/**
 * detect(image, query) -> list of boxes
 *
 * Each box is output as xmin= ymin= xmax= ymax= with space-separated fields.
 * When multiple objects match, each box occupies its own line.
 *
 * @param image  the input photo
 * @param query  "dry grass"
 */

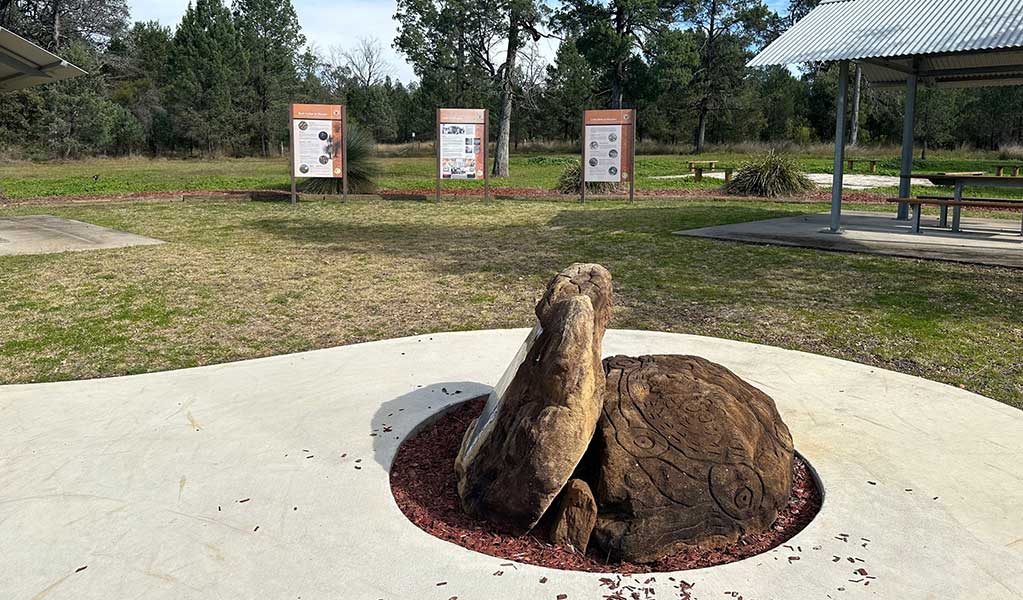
xmin=1 ymin=196 xmax=1020 ymax=410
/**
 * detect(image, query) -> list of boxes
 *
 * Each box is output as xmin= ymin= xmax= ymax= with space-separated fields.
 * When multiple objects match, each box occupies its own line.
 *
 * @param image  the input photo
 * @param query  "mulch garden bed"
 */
xmin=7 ymin=185 xmax=898 ymax=207
xmin=390 ymin=398 xmax=823 ymax=573
xmin=382 ymin=187 xmax=892 ymax=204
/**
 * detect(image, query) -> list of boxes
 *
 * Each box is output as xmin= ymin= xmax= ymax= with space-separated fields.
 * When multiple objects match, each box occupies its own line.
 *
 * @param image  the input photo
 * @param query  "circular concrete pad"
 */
xmin=1 ymin=330 xmax=1021 ymax=599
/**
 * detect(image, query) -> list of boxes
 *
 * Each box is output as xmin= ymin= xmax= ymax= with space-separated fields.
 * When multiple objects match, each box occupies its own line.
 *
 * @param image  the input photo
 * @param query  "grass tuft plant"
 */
xmin=724 ymin=152 xmax=815 ymax=198
xmin=555 ymin=160 xmax=623 ymax=195
xmin=301 ymin=123 xmax=380 ymax=195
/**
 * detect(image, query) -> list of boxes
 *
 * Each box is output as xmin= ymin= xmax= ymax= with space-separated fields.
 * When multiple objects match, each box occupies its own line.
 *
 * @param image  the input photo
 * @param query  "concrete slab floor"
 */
xmin=1 ymin=329 xmax=1021 ymax=599
xmin=0 ymin=215 xmax=164 ymax=256
xmin=647 ymin=173 xmax=935 ymax=191
xmin=675 ymin=210 xmax=1023 ymax=269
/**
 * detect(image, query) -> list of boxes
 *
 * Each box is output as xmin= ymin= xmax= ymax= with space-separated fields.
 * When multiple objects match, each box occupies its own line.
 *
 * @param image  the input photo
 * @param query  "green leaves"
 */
xmin=301 ymin=123 xmax=381 ymax=195
xmin=165 ymin=0 xmax=249 ymax=155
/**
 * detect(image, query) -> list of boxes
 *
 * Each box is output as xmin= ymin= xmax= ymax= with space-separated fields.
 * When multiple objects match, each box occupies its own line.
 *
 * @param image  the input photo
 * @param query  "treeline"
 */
xmin=1 ymin=0 xmax=1022 ymax=162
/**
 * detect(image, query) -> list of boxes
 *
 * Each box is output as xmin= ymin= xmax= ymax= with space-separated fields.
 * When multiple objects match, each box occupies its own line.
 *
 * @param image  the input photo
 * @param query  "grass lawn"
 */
xmin=1 ymin=196 xmax=1020 ymax=410
xmin=4 ymin=152 xmax=1023 ymax=200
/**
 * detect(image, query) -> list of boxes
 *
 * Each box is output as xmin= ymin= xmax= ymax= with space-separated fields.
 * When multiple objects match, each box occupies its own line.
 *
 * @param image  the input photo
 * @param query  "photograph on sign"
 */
xmin=292 ymin=118 xmax=341 ymax=178
xmin=585 ymin=125 xmax=623 ymax=182
xmin=440 ymin=123 xmax=484 ymax=179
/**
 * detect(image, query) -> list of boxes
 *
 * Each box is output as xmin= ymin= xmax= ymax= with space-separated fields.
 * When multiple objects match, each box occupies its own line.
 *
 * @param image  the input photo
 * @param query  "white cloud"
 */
xmin=126 ymin=0 xmax=418 ymax=82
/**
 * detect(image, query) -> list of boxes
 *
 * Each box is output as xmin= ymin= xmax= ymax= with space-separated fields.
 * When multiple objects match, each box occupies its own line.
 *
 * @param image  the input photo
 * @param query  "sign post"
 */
xmin=436 ymin=108 xmax=489 ymax=202
xmin=289 ymin=103 xmax=346 ymax=204
xmin=580 ymin=109 xmax=636 ymax=203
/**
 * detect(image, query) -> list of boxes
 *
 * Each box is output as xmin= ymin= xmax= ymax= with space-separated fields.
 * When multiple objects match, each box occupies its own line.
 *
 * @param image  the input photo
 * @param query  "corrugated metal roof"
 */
xmin=750 ymin=0 xmax=1023 ymax=66
xmin=0 ymin=27 xmax=86 ymax=91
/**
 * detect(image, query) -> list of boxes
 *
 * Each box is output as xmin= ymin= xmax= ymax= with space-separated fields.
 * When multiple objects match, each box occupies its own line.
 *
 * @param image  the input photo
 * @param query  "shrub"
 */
xmin=555 ymin=160 xmax=623 ymax=195
xmin=301 ymin=122 xmax=380 ymax=195
xmin=724 ymin=152 xmax=815 ymax=198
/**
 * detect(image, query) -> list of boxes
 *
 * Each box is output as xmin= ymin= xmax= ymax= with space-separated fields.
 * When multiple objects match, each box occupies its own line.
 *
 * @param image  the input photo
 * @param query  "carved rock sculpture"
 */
xmin=455 ymin=264 xmax=613 ymax=534
xmin=549 ymin=479 xmax=598 ymax=554
xmin=591 ymin=355 xmax=795 ymax=562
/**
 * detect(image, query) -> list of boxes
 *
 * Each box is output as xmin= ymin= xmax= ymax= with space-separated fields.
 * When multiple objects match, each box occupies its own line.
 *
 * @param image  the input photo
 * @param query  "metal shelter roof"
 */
xmin=0 ymin=27 xmax=86 ymax=91
xmin=749 ymin=0 xmax=1023 ymax=88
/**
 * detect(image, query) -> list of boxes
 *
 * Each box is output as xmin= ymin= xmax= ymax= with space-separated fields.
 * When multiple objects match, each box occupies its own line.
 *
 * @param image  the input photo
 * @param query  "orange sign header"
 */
xmin=291 ymin=104 xmax=343 ymax=120
xmin=584 ymin=109 xmax=634 ymax=125
xmin=438 ymin=108 xmax=486 ymax=124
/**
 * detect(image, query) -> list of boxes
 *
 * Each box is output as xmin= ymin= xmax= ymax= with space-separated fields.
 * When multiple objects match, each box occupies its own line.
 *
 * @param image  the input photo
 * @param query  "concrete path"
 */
xmin=0 ymin=215 xmax=164 ymax=256
xmin=676 ymin=210 xmax=1023 ymax=269
xmin=2 ymin=329 xmax=1021 ymax=599
xmin=649 ymin=172 xmax=934 ymax=190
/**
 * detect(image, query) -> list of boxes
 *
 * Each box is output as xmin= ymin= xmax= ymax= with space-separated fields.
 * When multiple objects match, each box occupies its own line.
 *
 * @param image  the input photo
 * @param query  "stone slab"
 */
xmin=1 ymin=329 xmax=1021 ymax=599
xmin=675 ymin=210 xmax=1023 ymax=268
xmin=0 ymin=215 xmax=164 ymax=256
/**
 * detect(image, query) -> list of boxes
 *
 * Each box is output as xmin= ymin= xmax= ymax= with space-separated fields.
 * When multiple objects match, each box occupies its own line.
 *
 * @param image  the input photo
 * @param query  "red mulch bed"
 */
xmin=383 ymin=187 xmax=892 ymax=205
xmin=7 ymin=185 xmax=897 ymax=207
xmin=0 ymin=189 xmax=290 ymax=206
xmin=390 ymin=398 xmax=823 ymax=573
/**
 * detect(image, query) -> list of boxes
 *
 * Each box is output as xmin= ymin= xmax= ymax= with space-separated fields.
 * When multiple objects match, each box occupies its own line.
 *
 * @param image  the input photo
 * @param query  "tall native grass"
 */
xmin=301 ymin=123 xmax=380 ymax=195
xmin=725 ymin=152 xmax=815 ymax=198
xmin=555 ymin=160 xmax=623 ymax=194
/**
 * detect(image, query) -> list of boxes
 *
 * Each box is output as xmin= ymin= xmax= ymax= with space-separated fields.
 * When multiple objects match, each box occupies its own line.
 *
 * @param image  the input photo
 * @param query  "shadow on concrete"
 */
xmin=371 ymin=381 xmax=492 ymax=470
xmin=676 ymin=211 xmax=1023 ymax=269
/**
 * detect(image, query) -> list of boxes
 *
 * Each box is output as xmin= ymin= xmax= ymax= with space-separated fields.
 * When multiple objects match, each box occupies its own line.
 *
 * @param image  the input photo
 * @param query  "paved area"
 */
xmin=2 ymin=329 xmax=1021 ymax=599
xmin=0 ymin=215 xmax=164 ymax=256
xmin=676 ymin=210 xmax=1023 ymax=268
xmin=649 ymin=172 xmax=934 ymax=190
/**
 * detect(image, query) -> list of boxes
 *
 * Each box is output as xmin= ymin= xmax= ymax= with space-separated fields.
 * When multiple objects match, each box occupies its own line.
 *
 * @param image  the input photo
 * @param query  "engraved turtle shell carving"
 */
xmin=592 ymin=354 xmax=795 ymax=562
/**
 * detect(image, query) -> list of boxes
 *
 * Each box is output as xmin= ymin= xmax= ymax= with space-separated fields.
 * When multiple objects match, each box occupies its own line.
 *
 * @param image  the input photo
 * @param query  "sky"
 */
xmin=128 ymin=0 xmax=793 ymax=84
xmin=128 ymin=0 xmax=420 ymax=81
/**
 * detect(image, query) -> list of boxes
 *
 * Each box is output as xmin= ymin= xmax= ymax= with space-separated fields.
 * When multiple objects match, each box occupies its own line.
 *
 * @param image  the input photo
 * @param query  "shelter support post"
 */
xmin=829 ymin=61 xmax=849 ymax=233
xmin=897 ymin=70 xmax=918 ymax=220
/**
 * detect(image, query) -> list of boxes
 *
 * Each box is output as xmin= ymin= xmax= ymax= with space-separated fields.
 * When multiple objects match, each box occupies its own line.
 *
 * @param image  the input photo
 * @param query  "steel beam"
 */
xmin=897 ymin=67 xmax=918 ymax=220
xmin=829 ymin=61 xmax=849 ymax=233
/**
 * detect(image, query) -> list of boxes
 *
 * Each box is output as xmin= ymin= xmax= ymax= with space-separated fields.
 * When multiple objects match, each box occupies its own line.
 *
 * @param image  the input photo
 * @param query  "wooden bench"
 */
xmin=936 ymin=171 xmax=985 ymax=177
xmin=693 ymin=167 xmax=734 ymax=182
xmin=995 ymin=164 xmax=1022 ymax=177
xmin=689 ymin=160 xmax=718 ymax=172
xmin=846 ymin=158 xmax=880 ymax=173
xmin=887 ymin=196 xmax=1023 ymax=234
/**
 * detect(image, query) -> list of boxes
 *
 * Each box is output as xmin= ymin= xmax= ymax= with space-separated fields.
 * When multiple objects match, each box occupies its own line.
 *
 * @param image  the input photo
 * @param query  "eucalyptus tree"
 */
xmin=554 ymin=0 xmax=684 ymax=109
xmin=0 ymin=0 xmax=127 ymax=50
xmin=540 ymin=39 xmax=595 ymax=140
xmin=681 ymin=0 xmax=773 ymax=152
xmin=394 ymin=0 xmax=545 ymax=176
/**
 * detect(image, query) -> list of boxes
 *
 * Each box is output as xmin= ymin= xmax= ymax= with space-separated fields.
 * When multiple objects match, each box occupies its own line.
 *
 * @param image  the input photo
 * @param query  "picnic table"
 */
xmin=894 ymin=173 xmax=1023 ymax=234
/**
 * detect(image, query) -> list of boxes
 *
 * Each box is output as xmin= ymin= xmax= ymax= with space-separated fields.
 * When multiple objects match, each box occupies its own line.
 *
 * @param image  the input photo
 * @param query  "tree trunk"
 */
xmin=51 ymin=0 xmax=61 ymax=50
xmin=849 ymin=64 xmax=862 ymax=146
xmin=694 ymin=1 xmax=717 ymax=155
xmin=492 ymin=10 xmax=520 ymax=177
xmin=695 ymin=103 xmax=708 ymax=154
xmin=610 ymin=77 xmax=623 ymax=109
xmin=611 ymin=6 xmax=624 ymax=109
